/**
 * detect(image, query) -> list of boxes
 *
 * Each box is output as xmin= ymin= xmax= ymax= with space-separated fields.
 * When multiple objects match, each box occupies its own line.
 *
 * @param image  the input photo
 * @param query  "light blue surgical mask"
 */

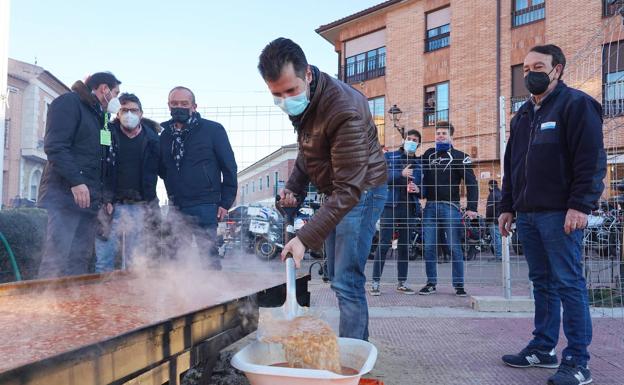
xmin=404 ymin=140 xmax=418 ymax=154
xmin=274 ymin=89 xmax=309 ymax=116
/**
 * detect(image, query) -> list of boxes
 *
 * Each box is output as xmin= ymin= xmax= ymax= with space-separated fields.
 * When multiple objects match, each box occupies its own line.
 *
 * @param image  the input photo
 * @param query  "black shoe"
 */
xmin=418 ymin=283 xmax=436 ymax=295
xmin=455 ymin=287 xmax=468 ymax=297
xmin=502 ymin=347 xmax=558 ymax=368
xmin=369 ymin=281 xmax=381 ymax=296
xmin=548 ymin=361 xmax=592 ymax=385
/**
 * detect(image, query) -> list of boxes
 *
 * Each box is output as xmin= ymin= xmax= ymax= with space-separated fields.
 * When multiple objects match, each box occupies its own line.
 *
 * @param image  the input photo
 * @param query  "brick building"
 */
xmin=235 ymin=144 xmax=298 ymax=207
xmin=3 ymin=58 xmax=69 ymax=207
xmin=316 ymin=0 xmax=624 ymax=208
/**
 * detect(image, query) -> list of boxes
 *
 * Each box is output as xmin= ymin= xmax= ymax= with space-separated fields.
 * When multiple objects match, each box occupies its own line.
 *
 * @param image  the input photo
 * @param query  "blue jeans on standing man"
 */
xmin=489 ymin=223 xmax=503 ymax=260
xmin=324 ymin=184 xmax=386 ymax=341
xmin=373 ymin=204 xmax=410 ymax=283
xmin=516 ymin=211 xmax=592 ymax=366
xmin=95 ymin=203 xmax=146 ymax=273
xmin=423 ymin=201 xmax=465 ymax=287
xmin=178 ymin=203 xmax=221 ymax=270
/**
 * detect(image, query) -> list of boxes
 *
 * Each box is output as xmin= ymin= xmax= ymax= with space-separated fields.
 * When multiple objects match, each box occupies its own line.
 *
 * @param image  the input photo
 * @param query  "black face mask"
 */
xmin=524 ymin=67 xmax=556 ymax=95
xmin=170 ymin=107 xmax=191 ymax=123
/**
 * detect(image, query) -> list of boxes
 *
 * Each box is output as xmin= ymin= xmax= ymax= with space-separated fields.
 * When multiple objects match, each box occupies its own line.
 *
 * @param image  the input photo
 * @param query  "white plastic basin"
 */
xmin=231 ymin=337 xmax=377 ymax=385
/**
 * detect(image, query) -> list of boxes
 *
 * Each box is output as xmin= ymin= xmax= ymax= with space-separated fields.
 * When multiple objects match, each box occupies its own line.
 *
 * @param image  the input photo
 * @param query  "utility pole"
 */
xmin=0 ymin=0 xmax=11 ymax=207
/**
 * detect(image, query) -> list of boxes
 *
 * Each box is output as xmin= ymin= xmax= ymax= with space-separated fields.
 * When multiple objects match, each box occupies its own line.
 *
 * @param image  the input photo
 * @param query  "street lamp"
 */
xmin=388 ymin=104 xmax=404 ymax=137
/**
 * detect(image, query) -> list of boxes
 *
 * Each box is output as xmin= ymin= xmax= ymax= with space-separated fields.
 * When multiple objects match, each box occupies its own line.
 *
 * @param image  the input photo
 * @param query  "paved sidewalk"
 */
xmin=310 ymin=280 xmax=624 ymax=385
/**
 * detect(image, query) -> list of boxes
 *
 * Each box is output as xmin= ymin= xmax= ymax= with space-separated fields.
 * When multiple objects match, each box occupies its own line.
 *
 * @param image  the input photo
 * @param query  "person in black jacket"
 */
xmin=418 ymin=122 xmax=478 ymax=297
xmin=160 ymin=86 xmax=237 ymax=270
xmin=37 ymin=72 xmax=121 ymax=278
xmin=499 ymin=45 xmax=606 ymax=385
xmin=95 ymin=93 xmax=160 ymax=272
xmin=486 ymin=179 xmax=502 ymax=261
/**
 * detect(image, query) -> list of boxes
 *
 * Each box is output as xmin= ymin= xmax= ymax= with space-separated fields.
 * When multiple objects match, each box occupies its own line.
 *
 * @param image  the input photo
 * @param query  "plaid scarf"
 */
xmin=169 ymin=112 xmax=199 ymax=171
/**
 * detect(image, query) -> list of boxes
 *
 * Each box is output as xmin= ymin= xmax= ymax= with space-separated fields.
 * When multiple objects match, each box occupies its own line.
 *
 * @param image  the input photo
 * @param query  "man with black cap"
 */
xmin=38 ymin=72 xmax=121 ymax=278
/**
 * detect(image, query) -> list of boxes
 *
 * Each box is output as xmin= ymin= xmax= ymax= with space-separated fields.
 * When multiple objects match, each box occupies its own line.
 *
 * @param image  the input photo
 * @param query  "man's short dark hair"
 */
xmin=258 ymin=37 xmax=308 ymax=81
xmin=168 ymin=86 xmax=196 ymax=104
xmin=405 ymin=129 xmax=422 ymax=142
xmin=86 ymin=72 xmax=121 ymax=90
xmin=119 ymin=93 xmax=142 ymax=112
xmin=435 ymin=121 xmax=455 ymax=136
xmin=488 ymin=179 xmax=498 ymax=188
xmin=529 ymin=44 xmax=566 ymax=79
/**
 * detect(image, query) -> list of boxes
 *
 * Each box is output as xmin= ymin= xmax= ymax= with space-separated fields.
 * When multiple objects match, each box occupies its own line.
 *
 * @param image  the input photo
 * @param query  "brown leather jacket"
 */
xmin=286 ymin=70 xmax=387 ymax=250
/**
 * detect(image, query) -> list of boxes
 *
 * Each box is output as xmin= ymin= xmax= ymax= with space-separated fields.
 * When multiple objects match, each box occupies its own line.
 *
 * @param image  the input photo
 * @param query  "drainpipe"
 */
xmin=496 ymin=0 xmax=501 ymax=157
xmin=0 ymin=0 xmax=11 ymax=207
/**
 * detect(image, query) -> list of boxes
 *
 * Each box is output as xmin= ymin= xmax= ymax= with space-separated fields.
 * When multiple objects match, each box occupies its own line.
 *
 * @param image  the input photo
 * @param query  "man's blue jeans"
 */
xmin=325 ymin=184 xmax=386 ymax=340
xmin=516 ymin=211 xmax=592 ymax=366
xmin=490 ymin=223 xmax=502 ymax=259
xmin=95 ymin=203 xmax=145 ymax=273
xmin=373 ymin=204 xmax=410 ymax=283
xmin=423 ymin=202 xmax=465 ymax=287
xmin=178 ymin=203 xmax=221 ymax=269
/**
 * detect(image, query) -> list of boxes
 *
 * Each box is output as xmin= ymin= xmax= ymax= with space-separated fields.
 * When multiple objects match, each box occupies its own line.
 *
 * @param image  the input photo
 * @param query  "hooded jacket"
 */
xmin=38 ymin=80 xmax=107 ymax=212
xmin=285 ymin=68 xmax=388 ymax=250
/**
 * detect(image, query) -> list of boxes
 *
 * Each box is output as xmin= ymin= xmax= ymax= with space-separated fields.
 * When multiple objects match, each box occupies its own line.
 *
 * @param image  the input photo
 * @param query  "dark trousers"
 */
xmin=372 ymin=204 xmax=410 ymax=283
xmin=178 ymin=203 xmax=221 ymax=269
xmin=38 ymin=207 xmax=98 ymax=279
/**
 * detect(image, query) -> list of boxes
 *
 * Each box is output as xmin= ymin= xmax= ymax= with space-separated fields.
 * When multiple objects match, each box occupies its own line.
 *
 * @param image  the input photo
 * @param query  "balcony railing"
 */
xmin=425 ymin=24 xmax=450 ymax=52
xmin=604 ymin=0 xmax=624 ymax=17
xmin=604 ymin=80 xmax=624 ymax=117
xmin=512 ymin=3 xmax=545 ymax=27
xmin=340 ymin=53 xmax=386 ymax=84
xmin=424 ymin=109 xmax=449 ymax=126
xmin=511 ymin=95 xmax=530 ymax=113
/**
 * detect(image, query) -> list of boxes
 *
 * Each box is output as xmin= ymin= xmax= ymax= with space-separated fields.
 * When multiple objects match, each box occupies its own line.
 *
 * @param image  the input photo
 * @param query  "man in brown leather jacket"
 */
xmin=258 ymin=38 xmax=388 ymax=340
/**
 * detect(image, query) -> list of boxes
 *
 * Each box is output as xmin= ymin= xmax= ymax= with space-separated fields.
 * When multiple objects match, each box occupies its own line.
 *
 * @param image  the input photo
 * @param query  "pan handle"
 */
xmin=284 ymin=253 xmax=298 ymax=320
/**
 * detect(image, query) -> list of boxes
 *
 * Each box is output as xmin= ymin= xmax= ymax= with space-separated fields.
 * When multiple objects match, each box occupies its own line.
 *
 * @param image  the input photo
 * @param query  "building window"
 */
xmin=266 ymin=175 xmax=270 ymax=189
xmin=511 ymin=64 xmax=530 ymax=112
xmin=29 ymin=170 xmax=42 ymax=201
xmin=512 ymin=0 xmax=545 ymax=27
xmin=603 ymin=41 xmax=624 ymax=117
xmin=424 ymin=82 xmax=449 ymax=126
xmin=252 ymin=181 xmax=255 ymax=193
xmin=425 ymin=7 xmax=451 ymax=52
xmin=259 ymin=177 xmax=262 ymax=191
xmin=604 ymin=0 xmax=623 ymax=17
xmin=368 ymin=96 xmax=385 ymax=145
xmin=344 ymin=47 xmax=386 ymax=84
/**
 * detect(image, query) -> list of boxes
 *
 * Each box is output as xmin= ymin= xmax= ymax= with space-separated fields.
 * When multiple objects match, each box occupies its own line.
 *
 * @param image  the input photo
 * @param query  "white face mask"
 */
xmin=120 ymin=112 xmax=140 ymax=130
xmin=106 ymin=95 xmax=121 ymax=114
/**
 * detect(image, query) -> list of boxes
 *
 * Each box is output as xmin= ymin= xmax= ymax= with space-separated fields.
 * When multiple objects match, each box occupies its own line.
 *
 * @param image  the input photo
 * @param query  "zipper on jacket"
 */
xmin=521 ymin=111 xmax=541 ymax=208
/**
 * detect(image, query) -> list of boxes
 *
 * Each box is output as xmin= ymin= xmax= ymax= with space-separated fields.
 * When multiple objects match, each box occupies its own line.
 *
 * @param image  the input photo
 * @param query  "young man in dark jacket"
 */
xmin=419 ymin=122 xmax=478 ymax=297
xmin=258 ymin=38 xmax=387 ymax=341
xmin=499 ymin=45 xmax=606 ymax=385
xmin=160 ymin=86 xmax=237 ymax=270
xmin=37 ymin=72 xmax=121 ymax=278
xmin=95 ymin=93 xmax=160 ymax=272
xmin=486 ymin=179 xmax=503 ymax=260
xmin=370 ymin=129 xmax=422 ymax=296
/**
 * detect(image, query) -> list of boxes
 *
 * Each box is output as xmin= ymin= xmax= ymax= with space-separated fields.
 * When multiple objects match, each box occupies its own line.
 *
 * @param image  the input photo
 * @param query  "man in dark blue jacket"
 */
xmin=95 ymin=93 xmax=160 ymax=272
xmin=370 ymin=129 xmax=422 ymax=296
xmin=38 ymin=72 xmax=121 ymax=278
xmin=419 ymin=122 xmax=478 ymax=297
xmin=160 ymin=86 xmax=237 ymax=270
xmin=499 ymin=45 xmax=606 ymax=385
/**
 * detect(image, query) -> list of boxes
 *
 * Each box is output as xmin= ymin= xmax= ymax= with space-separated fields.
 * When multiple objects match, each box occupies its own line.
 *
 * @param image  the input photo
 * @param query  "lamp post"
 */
xmin=388 ymin=104 xmax=404 ymax=138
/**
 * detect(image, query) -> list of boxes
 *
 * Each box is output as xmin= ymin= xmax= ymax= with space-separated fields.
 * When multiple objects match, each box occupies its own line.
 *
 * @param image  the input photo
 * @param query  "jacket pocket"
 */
xmin=202 ymin=164 xmax=214 ymax=190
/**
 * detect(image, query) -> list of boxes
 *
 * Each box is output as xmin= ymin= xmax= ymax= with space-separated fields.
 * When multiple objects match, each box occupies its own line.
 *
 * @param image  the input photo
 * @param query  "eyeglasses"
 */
xmin=119 ymin=107 xmax=141 ymax=114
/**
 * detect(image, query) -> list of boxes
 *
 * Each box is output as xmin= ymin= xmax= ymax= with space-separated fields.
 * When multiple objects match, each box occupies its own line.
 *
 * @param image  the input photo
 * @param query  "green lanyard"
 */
xmin=100 ymin=112 xmax=111 ymax=146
